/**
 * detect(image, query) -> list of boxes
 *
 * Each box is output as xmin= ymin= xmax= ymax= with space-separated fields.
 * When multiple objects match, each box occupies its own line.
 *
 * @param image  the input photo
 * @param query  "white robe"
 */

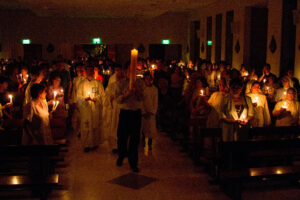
xmin=22 ymin=100 xmax=53 ymax=145
xmin=24 ymin=81 xmax=34 ymax=107
xmin=71 ymin=76 xmax=85 ymax=133
xmin=273 ymin=100 xmax=300 ymax=127
xmin=220 ymin=95 xmax=254 ymax=141
xmin=207 ymin=91 xmax=227 ymax=128
xmin=77 ymin=78 xmax=104 ymax=148
xmin=247 ymin=93 xmax=271 ymax=127
xmin=275 ymin=87 xmax=289 ymax=102
xmin=103 ymin=77 xmax=120 ymax=148
xmin=142 ymin=85 xmax=158 ymax=138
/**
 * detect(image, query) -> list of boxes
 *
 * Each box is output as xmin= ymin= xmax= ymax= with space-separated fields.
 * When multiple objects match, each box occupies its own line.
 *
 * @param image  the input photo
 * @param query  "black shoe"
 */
xmin=112 ymin=148 xmax=118 ymax=154
xmin=116 ymin=158 xmax=123 ymax=166
xmin=131 ymin=166 xmax=139 ymax=173
xmin=91 ymin=145 xmax=98 ymax=150
xmin=84 ymin=147 xmax=90 ymax=152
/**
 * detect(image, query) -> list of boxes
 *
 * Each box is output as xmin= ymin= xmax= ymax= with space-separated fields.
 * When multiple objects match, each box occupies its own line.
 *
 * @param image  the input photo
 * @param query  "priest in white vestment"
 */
xmin=77 ymin=65 xmax=105 ymax=152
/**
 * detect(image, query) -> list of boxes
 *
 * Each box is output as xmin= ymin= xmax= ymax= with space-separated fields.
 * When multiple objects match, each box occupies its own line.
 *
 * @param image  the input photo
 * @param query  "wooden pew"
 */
xmin=218 ymin=138 xmax=300 ymax=200
xmin=0 ymin=174 xmax=59 ymax=200
xmin=0 ymin=145 xmax=62 ymax=199
xmin=190 ymin=127 xmax=222 ymax=165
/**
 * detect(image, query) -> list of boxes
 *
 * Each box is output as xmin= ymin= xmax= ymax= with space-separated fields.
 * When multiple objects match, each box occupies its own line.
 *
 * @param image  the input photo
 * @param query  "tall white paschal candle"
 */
xmin=129 ymin=49 xmax=138 ymax=89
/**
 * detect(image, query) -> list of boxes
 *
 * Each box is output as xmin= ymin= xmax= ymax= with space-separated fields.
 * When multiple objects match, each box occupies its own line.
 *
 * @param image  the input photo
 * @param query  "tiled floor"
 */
xmin=51 ymin=131 xmax=300 ymax=200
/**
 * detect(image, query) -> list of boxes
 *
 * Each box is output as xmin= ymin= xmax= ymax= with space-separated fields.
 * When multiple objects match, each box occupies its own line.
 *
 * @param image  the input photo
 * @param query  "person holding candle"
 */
xmin=248 ymin=68 xmax=258 ymax=81
xmin=47 ymin=72 xmax=68 ymax=139
xmin=246 ymin=81 xmax=271 ymax=127
xmin=77 ymin=64 xmax=105 ymax=152
xmin=275 ymin=76 xmax=296 ymax=102
xmin=47 ymin=73 xmax=65 ymax=112
xmin=258 ymin=64 xmax=277 ymax=83
xmin=207 ymin=78 xmax=229 ymax=128
xmin=190 ymin=77 xmax=210 ymax=120
xmin=141 ymin=71 xmax=158 ymax=151
xmin=22 ymin=83 xmax=53 ymax=145
xmin=70 ymin=64 xmax=86 ymax=137
xmin=24 ymin=67 xmax=45 ymax=106
xmin=273 ymin=87 xmax=300 ymax=126
xmin=115 ymin=61 xmax=144 ymax=173
xmin=240 ymin=64 xmax=249 ymax=79
xmin=104 ymin=64 xmax=124 ymax=153
xmin=220 ymin=78 xmax=254 ymax=141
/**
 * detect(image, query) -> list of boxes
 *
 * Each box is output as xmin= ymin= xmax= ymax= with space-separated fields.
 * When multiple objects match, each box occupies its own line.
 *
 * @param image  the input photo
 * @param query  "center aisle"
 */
xmin=54 ymin=131 xmax=228 ymax=200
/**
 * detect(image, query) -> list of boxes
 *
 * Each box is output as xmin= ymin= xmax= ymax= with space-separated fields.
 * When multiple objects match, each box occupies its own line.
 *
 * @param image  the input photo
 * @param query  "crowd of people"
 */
xmin=0 ymin=55 xmax=299 ymax=172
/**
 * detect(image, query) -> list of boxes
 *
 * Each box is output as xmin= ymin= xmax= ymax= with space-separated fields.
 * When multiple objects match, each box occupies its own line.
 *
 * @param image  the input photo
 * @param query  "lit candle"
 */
xmin=245 ymin=72 xmax=249 ymax=76
xmin=129 ymin=49 xmax=138 ymax=89
xmin=19 ymin=74 xmax=22 ymax=79
xmin=282 ymin=101 xmax=288 ymax=109
xmin=60 ymin=89 xmax=64 ymax=93
xmin=263 ymin=78 xmax=267 ymax=83
xmin=283 ymin=91 xmax=287 ymax=96
xmin=266 ymin=86 xmax=270 ymax=93
xmin=8 ymin=94 xmax=13 ymax=103
xmin=26 ymin=74 xmax=29 ymax=78
xmin=87 ymin=91 xmax=91 ymax=98
xmin=52 ymin=101 xmax=59 ymax=111
xmin=252 ymin=96 xmax=259 ymax=104
xmin=199 ymin=89 xmax=204 ymax=96
xmin=241 ymin=114 xmax=246 ymax=122
xmin=23 ymin=79 xmax=27 ymax=84
xmin=53 ymin=91 xmax=57 ymax=100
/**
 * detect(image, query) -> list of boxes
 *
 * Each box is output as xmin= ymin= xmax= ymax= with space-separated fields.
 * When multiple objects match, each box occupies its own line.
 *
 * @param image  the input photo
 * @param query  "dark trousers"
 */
xmin=117 ymin=109 xmax=141 ymax=168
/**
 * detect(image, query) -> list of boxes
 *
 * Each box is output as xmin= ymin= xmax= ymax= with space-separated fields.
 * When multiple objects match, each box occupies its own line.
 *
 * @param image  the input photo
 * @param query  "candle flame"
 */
xmin=282 ymin=101 xmax=288 ymax=109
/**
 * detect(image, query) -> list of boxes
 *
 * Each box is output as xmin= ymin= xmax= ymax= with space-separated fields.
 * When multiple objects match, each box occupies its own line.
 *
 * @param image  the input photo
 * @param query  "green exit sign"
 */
xmin=207 ymin=40 xmax=212 ymax=45
xmin=162 ymin=39 xmax=170 ymax=45
xmin=22 ymin=39 xmax=31 ymax=44
xmin=92 ymin=38 xmax=101 ymax=44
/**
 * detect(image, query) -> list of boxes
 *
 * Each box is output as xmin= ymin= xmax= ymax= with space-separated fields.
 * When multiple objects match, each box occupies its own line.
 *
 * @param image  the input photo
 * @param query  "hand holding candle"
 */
xmin=282 ymin=101 xmax=288 ymax=109
xmin=52 ymin=100 xmax=59 ymax=111
xmin=8 ymin=94 xmax=13 ymax=103
xmin=199 ymin=89 xmax=204 ymax=96
xmin=54 ymin=91 xmax=57 ymax=100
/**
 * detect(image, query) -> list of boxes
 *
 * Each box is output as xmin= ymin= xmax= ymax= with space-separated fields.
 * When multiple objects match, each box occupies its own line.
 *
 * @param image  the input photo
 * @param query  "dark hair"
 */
xmin=49 ymin=71 xmax=61 ymax=85
xmin=251 ymin=81 xmax=260 ymax=88
xmin=143 ymin=71 xmax=152 ymax=78
xmin=288 ymin=87 xmax=296 ymax=94
xmin=31 ymin=66 xmax=45 ymax=77
xmin=230 ymin=78 xmax=244 ymax=89
xmin=30 ymin=83 xmax=46 ymax=99
xmin=264 ymin=63 xmax=271 ymax=70
xmin=0 ymin=76 xmax=9 ymax=84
